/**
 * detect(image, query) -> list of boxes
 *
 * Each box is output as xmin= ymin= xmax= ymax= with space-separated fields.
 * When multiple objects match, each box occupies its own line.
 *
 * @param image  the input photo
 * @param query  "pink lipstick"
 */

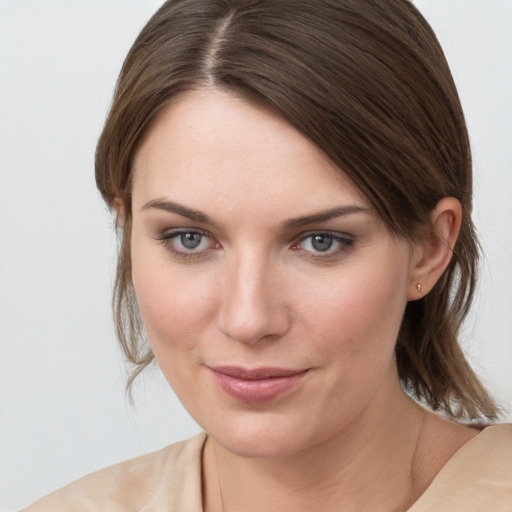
xmin=208 ymin=366 xmax=309 ymax=404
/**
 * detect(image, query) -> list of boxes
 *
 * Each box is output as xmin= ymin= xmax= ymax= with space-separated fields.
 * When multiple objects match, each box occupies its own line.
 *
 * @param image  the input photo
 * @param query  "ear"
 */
xmin=407 ymin=197 xmax=462 ymax=300
xmin=113 ymin=197 xmax=126 ymax=227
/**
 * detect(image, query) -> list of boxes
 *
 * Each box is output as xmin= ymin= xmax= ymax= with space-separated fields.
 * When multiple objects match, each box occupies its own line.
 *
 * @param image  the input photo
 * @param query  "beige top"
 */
xmin=22 ymin=424 xmax=512 ymax=512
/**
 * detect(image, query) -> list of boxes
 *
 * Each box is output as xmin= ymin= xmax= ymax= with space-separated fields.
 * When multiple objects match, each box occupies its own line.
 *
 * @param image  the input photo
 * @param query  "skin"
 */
xmin=128 ymin=89 xmax=478 ymax=511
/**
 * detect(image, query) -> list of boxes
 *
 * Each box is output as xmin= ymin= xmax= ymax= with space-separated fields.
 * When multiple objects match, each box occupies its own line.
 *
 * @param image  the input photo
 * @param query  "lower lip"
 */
xmin=210 ymin=369 xmax=308 ymax=404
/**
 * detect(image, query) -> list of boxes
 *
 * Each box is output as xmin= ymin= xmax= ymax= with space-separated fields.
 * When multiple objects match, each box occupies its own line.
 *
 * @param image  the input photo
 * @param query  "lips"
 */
xmin=208 ymin=366 xmax=309 ymax=404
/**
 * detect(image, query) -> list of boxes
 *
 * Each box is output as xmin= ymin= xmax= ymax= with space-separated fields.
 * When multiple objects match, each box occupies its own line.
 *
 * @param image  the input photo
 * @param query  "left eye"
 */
xmin=297 ymin=233 xmax=352 ymax=254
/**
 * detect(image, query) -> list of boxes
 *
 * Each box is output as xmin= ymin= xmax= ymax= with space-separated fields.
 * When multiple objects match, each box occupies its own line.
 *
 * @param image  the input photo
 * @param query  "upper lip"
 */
xmin=209 ymin=366 xmax=309 ymax=380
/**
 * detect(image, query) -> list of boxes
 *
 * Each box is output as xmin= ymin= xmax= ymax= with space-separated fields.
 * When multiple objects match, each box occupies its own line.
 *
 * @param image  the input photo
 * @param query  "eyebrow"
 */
xmin=282 ymin=205 xmax=372 ymax=228
xmin=141 ymin=199 xmax=221 ymax=228
xmin=142 ymin=199 xmax=371 ymax=229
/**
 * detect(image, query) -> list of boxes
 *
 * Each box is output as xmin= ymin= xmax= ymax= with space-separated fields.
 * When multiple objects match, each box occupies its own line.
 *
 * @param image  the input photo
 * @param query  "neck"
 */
xmin=203 ymin=380 xmax=435 ymax=512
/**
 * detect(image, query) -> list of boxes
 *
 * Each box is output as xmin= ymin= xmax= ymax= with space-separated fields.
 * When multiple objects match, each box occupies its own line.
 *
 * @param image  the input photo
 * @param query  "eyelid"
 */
xmin=156 ymin=227 xmax=210 ymax=241
xmin=293 ymin=229 xmax=354 ymax=243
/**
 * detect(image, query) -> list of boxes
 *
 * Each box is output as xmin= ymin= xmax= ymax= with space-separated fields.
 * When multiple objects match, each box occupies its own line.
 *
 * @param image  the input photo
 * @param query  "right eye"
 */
xmin=157 ymin=229 xmax=219 ymax=258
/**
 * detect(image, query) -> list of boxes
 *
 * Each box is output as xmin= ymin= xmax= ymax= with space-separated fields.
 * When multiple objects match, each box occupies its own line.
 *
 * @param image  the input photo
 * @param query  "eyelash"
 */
xmin=156 ymin=229 xmax=355 ymax=260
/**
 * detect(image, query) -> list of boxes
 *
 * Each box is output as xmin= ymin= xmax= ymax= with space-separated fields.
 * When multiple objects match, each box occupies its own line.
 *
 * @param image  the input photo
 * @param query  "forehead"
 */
xmin=132 ymin=89 xmax=370 ymax=216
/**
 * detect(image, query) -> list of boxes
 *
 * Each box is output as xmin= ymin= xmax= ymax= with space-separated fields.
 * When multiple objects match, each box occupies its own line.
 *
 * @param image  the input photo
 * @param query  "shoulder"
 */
xmin=410 ymin=424 xmax=512 ymax=511
xmin=21 ymin=432 xmax=207 ymax=512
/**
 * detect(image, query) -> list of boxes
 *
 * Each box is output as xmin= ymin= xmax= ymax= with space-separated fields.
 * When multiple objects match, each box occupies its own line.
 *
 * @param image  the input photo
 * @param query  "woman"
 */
xmin=23 ymin=0 xmax=511 ymax=510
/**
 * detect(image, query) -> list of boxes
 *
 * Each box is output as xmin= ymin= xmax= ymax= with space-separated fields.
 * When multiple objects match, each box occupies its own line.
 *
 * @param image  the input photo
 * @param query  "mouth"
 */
xmin=208 ymin=366 xmax=310 ymax=404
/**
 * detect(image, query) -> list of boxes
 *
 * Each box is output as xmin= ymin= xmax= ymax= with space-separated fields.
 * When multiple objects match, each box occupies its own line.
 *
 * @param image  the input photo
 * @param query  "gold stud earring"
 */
xmin=416 ymin=283 xmax=422 ymax=293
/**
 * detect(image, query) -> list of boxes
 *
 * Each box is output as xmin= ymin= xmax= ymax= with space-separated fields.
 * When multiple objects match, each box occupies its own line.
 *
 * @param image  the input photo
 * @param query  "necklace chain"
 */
xmin=213 ymin=440 xmax=226 ymax=512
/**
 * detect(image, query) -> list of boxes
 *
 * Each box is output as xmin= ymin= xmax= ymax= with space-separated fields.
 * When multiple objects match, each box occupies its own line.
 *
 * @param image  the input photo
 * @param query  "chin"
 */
xmin=201 ymin=411 xmax=322 ymax=459
xmin=216 ymin=431 xmax=301 ymax=459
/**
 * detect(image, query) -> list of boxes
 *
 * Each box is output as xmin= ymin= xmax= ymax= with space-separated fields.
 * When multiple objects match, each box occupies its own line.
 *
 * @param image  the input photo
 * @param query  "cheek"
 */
xmin=130 ymin=236 xmax=217 ymax=354
xmin=298 ymin=257 xmax=409 ymax=359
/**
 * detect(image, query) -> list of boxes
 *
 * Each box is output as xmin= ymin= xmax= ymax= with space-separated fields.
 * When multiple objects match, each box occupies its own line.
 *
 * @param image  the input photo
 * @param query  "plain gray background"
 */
xmin=1 ymin=1 xmax=511 ymax=510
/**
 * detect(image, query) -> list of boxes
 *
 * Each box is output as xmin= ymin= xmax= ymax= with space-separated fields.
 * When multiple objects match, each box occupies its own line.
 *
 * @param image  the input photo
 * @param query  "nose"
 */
xmin=216 ymin=250 xmax=291 ymax=345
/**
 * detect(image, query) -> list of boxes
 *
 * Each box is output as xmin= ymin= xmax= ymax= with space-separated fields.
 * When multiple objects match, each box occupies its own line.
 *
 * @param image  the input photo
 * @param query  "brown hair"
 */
xmin=96 ymin=0 xmax=498 ymax=419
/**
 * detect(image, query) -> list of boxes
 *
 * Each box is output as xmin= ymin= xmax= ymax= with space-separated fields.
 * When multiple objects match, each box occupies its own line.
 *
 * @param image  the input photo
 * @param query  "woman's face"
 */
xmin=130 ymin=89 xmax=417 ymax=457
